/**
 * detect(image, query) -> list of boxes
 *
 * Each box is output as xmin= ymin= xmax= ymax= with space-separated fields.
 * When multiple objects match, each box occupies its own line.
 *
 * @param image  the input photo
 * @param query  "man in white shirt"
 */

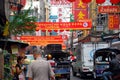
xmin=27 ymin=48 xmax=55 ymax=80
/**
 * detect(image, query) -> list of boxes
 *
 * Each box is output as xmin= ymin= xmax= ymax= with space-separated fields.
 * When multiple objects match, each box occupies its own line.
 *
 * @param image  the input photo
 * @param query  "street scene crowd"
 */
xmin=0 ymin=0 xmax=120 ymax=80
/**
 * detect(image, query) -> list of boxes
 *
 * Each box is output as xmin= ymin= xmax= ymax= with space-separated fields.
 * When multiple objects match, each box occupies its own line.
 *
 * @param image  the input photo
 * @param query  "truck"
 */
xmin=44 ymin=44 xmax=62 ymax=55
xmin=44 ymin=44 xmax=71 ymax=80
xmin=71 ymin=42 xmax=109 ymax=78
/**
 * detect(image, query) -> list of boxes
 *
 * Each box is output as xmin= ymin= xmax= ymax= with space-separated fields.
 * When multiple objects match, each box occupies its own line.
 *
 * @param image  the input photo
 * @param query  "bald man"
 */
xmin=27 ymin=48 xmax=55 ymax=80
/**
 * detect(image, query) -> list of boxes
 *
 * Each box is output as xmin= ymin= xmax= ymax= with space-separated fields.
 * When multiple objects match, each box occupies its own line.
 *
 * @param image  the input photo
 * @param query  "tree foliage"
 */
xmin=13 ymin=10 xmax=36 ymax=35
xmin=2 ymin=8 xmax=37 ymax=37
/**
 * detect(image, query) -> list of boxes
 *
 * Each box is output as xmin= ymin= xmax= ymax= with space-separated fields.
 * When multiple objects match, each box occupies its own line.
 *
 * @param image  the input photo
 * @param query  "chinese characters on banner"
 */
xmin=72 ymin=0 xmax=88 ymax=21
xmin=98 ymin=6 xmax=120 ymax=13
xmin=50 ymin=0 xmax=72 ymax=22
xmin=98 ymin=6 xmax=120 ymax=30
xmin=108 ymin=14 xmax=120 ymax=30
xmin=14 ymin=36 xmax=68 ymax=49
xmin=35 ymin=20 xmax=92 ymax=31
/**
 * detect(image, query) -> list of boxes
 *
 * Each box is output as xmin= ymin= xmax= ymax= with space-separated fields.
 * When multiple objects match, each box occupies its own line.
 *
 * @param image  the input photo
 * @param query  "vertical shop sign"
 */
xmin=108 ymin=15 xmax=114 ymax=29
xmin=73 ymin=0 xmax=88 ymax=21
xmin=108 ymin=15 xmax=119 ymax=30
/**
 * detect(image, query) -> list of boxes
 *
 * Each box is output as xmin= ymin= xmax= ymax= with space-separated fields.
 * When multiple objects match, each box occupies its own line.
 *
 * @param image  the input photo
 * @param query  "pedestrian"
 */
xmin=13 ymin=56 xmax=26 ymax=80
xmin=26 ymin=48 xmax=55 ymax=80
xmin=102 ymin=53 xmax=120 ymax=80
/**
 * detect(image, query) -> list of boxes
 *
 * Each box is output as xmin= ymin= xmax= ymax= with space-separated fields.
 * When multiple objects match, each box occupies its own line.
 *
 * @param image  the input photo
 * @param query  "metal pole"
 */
xmin=70 ymin=31 xmax=74 ymax=53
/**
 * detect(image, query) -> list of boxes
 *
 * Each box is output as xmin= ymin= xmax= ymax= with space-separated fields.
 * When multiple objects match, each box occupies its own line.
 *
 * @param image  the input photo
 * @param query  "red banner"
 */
xmin=29 ymin=42 xmax=66 ymax=49
xmin=15 ymin=35 xmax=67 ymax=49
xmin=108 ymin=14 xmax=120 ymax=30
xmin=36 ymin=20 xmax=92 ymax=30
xmin=74 ymin=10 xmax=88 ymax=20
xmin=73 ymin=0 xmax=88 ymax=21
xmin=50 ymin=0 xmax=70 ymax=5
xmin=98 ymin=6 xmax=120 ymax=13
xmin=16 ymin=35 xmax=68 ymax=41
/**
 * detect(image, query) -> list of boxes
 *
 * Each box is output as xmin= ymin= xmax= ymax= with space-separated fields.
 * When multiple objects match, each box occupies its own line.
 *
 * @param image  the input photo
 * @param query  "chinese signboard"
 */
xmin=98 ymin=6 xmax=120 ymax=13
xmin=50 ymin=0 xmax=72 ymax=22
xmin=108 ymin=14 xmax=119 ymax=30
xmin=50 ymin=0 xmax=70 ymax=5
xmin=15 ymin=36 xmax=67 ymax=49
xmin=19 ymin=35 xmax=67 ymax=41
xmin=35 ymin=19 xmax=92 ymax=30
xmin=72 ymin=0 xmax=88 ymax=21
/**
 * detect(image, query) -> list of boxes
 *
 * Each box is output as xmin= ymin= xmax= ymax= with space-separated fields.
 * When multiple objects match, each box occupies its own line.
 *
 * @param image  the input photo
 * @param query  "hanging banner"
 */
xmin=15 ymin=36 xmax=67 ymax=49
xmin=72 ymin=0 xmax=89 ymax=21
xmin=35 ymin=19 xmax=92 ymax=30
xmin=50 ymin=0 xmax=70 ymax=5
xmin=18 ymin=35 xmax=68 ymax=41
xmin=29 ymin=42 xmax=66 ymax=49
xmin=98 ymin=6 xmax=120 ymax=13
xmin=108 ymin=14 xmax=120 ymax=30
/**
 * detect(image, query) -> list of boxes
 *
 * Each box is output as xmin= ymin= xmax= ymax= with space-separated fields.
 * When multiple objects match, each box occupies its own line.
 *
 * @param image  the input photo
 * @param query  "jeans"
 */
xmin=102 ymin=71 xmax=113 ymax=80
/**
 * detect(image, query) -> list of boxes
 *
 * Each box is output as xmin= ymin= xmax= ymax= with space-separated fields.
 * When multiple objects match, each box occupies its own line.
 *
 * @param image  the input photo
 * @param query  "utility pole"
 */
xmin=70 ymin=14 xmax=74 ymax=54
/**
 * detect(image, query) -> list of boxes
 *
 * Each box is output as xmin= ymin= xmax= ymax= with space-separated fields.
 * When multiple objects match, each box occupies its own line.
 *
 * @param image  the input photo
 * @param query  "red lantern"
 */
xmin=54 ymin=30 xmax=58 ymax=32
xmin=66 ymin=30 xmax=69 ymax=31
xmin=60 ymin=30 xmax=64 ymax=32
xmin=35 ymin=27 xmax=39 ymax=31
xmin=48 ymin=30 xmax=52 ymax=32
xmin=96 ymin=0 xmax=105 ymax=4
xmin=68 ymin=0 xmax=76 ymax=2
xmin=110 ymin=0 xmax=120 ymax=4
xmin=42 ymin=30 xmax=46 ymax=32
xmin=82 ymin=0 xmax=91 ymax=3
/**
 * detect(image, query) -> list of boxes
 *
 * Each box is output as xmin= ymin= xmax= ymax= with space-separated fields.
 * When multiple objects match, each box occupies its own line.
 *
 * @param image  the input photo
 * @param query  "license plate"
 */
xmin=55 ymin=74 xmax=61 ymax=77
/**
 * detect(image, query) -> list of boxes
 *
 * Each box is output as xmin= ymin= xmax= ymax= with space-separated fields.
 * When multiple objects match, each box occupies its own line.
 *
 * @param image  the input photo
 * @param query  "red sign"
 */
xmin=74 ymin=10 xmax=88 ymax=20
xmin=14 ymin=35 xmax=67 ymax=49
xmin=50 ymin=0 xmax=70 ymax=5
xmin=36 ymin=20 xmax=92 ymax=30
xmin=18 ymin=36 xmax=67 ymax=41
xmin=108 ymin=14 xmax=120 ymax=30
xmin=98 ymin=6 xmax=120 ymax=13
xmin=72 ymin=0 xmax=88 ymax=21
